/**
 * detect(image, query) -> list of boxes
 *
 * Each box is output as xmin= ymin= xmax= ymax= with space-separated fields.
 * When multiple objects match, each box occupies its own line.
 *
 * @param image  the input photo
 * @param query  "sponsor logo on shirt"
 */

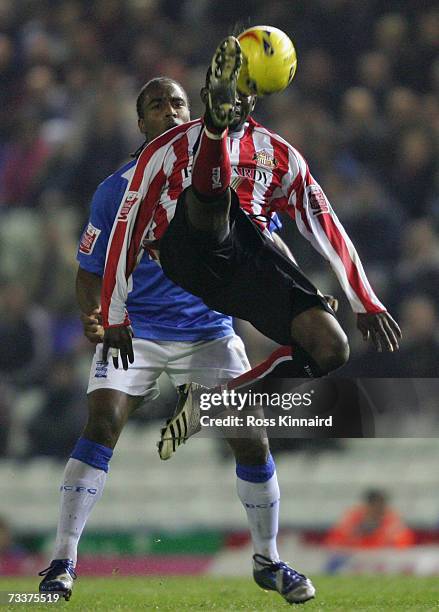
xmin=232 ymin=166 xmax=271 ymax=185
xmin=307 ymin=184 xmax=329 ymax=216
xmin=253 ymin=150 xmax=278 ymax=169
xmin=118 ymin=191 xmax=139 ymax=221
xmin=79 ymin=222 xmax=101 ymax=255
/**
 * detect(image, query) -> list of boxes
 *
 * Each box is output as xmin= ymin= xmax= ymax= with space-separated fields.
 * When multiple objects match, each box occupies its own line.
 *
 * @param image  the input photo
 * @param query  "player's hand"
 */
xmin=80 ymin=308 xmax=104 ymax=344
xmin=102 ymin=326 xmax=134 ymax=370
xmin=357 ymin=312 xmax=402 ymax=352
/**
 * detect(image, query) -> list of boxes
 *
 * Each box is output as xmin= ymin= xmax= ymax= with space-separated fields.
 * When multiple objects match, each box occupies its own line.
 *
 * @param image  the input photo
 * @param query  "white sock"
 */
xmin=236 ymin=472 xmax=280 ymax=562
xmin=52 ymin=458 xmax=106 ymax=565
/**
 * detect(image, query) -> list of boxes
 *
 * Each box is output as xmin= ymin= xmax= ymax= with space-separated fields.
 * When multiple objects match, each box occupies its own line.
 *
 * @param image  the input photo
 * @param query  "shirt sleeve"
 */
xmin=76 ymin=181 xmax=116 ymax=276
xmin=101 ymin=146 xmax=168 ymax=328
xmin=283 ymin=148 xmax=386 ymax=314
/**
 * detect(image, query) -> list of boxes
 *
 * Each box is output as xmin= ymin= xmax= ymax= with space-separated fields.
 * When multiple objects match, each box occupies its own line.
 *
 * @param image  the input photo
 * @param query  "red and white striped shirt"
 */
xmin=102 ymin=117 xmax=385 ymax=328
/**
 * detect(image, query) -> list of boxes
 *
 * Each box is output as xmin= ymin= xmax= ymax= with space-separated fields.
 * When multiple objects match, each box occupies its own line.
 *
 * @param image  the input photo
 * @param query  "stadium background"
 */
xmin=0 ymin=0 xmax=438 ymax=584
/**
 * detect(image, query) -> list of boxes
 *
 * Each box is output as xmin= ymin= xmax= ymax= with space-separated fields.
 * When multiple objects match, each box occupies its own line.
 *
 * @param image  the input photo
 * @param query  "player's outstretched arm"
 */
xmin=357 ymin=311 xmax=402 ymax=352
xmin=284 ymin=152 xmax=401 ymax=351
xmin=76 ymin=266 xmax=104 ymax=344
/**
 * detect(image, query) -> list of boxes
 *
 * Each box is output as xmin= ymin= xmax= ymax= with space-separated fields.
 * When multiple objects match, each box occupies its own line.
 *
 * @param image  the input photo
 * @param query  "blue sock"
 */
xmin=71 ymin=437 xmax=113 ymax=473
xmin=236 ymin=453 xmax=275 ymax=483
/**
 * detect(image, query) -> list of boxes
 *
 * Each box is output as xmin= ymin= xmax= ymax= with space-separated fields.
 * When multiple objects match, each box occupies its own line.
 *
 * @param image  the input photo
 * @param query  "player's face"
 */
xmin=229 ymin=91 xmax=257 ymax=132
xmin=200 ymin=86 xmax=256 ymax=133
xmin=139 ymin=82 xmax=190 ymax=141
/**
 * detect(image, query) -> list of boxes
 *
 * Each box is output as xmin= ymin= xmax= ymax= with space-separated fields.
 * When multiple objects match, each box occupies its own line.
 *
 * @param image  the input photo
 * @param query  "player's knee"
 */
xmin=317 ymin=333 xmax=350 ymax=374
xmin=83 ymin=421 xmax=118 ymax=448
xmin=84 ymin=410 xmax=124 ymax=449
xmin=188 ymin=185 xmax=230 ymax=207
xmin=231 ymin=437 xmax=270 ymax=465
xmin=85 ymin=391 xmax=138 ymax=448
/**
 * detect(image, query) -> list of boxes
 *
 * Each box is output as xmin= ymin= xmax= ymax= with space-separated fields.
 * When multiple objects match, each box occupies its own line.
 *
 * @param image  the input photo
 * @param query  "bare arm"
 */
xmin=271 ymin=232 xmax=297 ymax=264
xmin=76 ymin=266 xmax=104 ymax=343
xmin=76 ymin=266 xmax=101 ymax=313
xmin=284 ymin=154 xmax=399 ymax=350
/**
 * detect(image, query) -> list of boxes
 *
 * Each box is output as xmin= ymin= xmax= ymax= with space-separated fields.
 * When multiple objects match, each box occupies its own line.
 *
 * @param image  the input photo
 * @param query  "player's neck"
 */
xmin=229 ymin=121 xmax=249 ymax=139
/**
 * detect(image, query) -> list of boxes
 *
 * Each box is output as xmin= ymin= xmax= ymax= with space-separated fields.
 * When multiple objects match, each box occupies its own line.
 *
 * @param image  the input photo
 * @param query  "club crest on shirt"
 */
xmin=94 ymin=360 xmax=108 ymax=378
xmin=79 ymin=222 xmax=101 ymax=255
xmin=253 ymin=149 xmax=278 ymax=169
xmin=307 ymin=184 xmax=329 ymax=216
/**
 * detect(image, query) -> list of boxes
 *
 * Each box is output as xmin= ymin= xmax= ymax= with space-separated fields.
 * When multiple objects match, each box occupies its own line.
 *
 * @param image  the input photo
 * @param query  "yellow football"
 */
xmin=237 ymin=25 xmax=297 ymax=96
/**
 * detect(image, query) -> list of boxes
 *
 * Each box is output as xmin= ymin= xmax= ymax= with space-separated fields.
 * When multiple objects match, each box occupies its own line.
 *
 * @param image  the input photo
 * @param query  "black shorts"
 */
xmin=160 ymin=188 xmax=333 ymax=346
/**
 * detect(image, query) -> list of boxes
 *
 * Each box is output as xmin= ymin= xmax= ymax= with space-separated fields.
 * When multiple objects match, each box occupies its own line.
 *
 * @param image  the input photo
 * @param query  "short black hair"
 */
xmin=136 ymin=77 xmax=188 ymax=119
xmin=365 ymin=489 xmax=387 ymax=504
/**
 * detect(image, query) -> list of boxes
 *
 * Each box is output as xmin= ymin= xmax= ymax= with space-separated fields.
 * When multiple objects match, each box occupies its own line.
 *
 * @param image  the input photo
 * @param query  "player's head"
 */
xmin=200 ymin=67 xmax=256 ymax=133
xmin=364 ymin=489 xmax=387 ymax=516
xmin=136 ymin=77 xmax=190 ymax=142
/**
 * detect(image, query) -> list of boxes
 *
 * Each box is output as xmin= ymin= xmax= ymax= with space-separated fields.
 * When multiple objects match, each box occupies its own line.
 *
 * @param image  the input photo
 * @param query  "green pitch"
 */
xmin=1 ymin=576 xmax=439 ymax=611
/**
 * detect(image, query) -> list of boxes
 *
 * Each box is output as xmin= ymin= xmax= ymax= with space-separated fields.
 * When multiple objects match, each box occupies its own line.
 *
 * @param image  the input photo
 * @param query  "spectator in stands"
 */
xmin=357 ymin=50 xmax=393 ymax=107
xmin=26 ymin=356 xmax=86 ymax=461
xmin=340 ymin=86 xmax=388 ymax=174
xmin=0 ymin=516 xmax=24 ymax=558
xmin=0 ymin=517 xmax=12 ymax=556
xmin=0 ymin=33 xmax=19 ymax=141
xmin=0 ymin=111 xmax=53 ymax=207
xmin=0 ymin=384 xmax=11 ymax=457
xmin=394 ymin=218 xmax=439 ymax=307
xmin=394 ymin=295 xmax=439 ymax=378
xmin=374 ymin=12 xmax=409 ymax=67
xmin=324 ymin=489 xmax=415 ymax=548
xmin=0 ymin=282 xmax=52 ymax=388
xmin=392 ymin=128 xmax=436 ymax=218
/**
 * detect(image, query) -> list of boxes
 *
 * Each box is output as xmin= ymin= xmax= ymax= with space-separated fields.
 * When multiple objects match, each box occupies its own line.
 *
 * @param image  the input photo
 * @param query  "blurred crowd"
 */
xmin=0 ymin=0 xmax=437 ymax=459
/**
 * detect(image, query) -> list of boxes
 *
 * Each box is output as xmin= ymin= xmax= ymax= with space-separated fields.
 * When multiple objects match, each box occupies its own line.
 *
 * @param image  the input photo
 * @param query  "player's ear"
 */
xmin=250 ymin=96 xmax=257 ymax=113
xmin=200 ymin=87 xmax=208 ymax=105
xmin=138 ymin=118 xmax=146 ymax=135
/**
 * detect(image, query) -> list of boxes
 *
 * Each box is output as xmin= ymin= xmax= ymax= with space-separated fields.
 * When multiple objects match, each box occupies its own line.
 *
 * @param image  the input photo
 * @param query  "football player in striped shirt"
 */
xmin=102 ymin=36 xmax=400 ymax=380
xmin=100 ymin=36 xmax=400 ymax=603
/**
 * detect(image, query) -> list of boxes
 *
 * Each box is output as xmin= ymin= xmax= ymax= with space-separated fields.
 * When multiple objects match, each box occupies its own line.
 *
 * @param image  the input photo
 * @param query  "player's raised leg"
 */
xmin=184 ymin=36 xmax=242 ymax=239
xmin=39 ymin=390 xmax=142 ymax=599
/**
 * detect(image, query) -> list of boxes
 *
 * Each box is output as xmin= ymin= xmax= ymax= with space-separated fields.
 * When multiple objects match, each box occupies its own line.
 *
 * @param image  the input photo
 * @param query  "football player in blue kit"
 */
xmin=39 ymin=77 xmax=311 ymax=604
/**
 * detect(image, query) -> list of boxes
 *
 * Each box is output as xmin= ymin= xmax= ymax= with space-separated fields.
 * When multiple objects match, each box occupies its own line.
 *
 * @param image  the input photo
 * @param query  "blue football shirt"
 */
xmin=77 ymin=159 xmax=234 ymax=341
